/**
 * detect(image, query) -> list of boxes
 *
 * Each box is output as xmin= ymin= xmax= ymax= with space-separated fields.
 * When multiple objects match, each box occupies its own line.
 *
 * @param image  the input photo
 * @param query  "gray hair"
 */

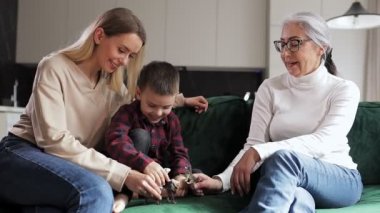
xmin=282 ymin=12 xmax=336 ymax=75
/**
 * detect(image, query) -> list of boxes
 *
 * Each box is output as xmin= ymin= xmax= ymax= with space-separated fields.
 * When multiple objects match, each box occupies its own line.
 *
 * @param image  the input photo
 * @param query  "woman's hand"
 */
xmin=231 ymin=148 xmax=260 ymax=196
xmin=184 ymin=96 xmax=208 ymax=113
xmin=191 ymin=173 xmax=223 ymax=195
xmin=124 ymin=170 xmax=162 ymax=201
xmin=143 ymin=161 xmax=170 ymax=187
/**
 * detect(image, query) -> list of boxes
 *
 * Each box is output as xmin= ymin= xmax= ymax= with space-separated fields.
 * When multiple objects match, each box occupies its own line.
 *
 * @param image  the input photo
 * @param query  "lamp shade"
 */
xmin=326 ymin=2 xmax=380 ymax=29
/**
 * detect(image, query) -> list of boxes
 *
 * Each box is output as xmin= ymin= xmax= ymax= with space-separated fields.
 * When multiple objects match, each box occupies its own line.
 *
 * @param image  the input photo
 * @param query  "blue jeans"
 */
xmin=0 ymin=134 xmax=114 ymax=213
xmin=240 ymin=150 xmax=363 ymax=213
xmin=130 ymin=128 xmax=151 ymax=155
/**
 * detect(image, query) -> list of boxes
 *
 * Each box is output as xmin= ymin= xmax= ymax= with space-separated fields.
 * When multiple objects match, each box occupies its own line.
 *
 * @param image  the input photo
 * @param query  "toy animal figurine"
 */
xmin=184 ymin=166 xmax=204 ymax=196
xmin=163 ymin=179 xmax=178 ymax=204
xmin=161 ymin=166 xmax=201 ymax=203
xmin=184 ymin=166 xmax=196 ymax=185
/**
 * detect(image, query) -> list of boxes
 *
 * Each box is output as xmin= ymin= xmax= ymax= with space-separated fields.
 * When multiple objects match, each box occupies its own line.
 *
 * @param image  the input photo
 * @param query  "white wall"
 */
xmin=268 ymin=0 xmax=367 ymax=100
xmin=16 ymin=0 xmax=267 ymax=68
xmin=16 ymin=0 xmax=367 ymax=99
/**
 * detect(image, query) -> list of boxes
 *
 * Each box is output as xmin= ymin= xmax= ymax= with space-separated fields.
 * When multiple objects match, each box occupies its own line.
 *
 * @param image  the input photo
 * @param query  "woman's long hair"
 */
xmin=59 ymin=7 xmax=146 ymax=100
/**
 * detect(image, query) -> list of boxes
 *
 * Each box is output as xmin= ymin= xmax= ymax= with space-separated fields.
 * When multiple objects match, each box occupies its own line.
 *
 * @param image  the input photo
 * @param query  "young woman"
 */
xmin=0 ymin=7 xmax=208 ymax=212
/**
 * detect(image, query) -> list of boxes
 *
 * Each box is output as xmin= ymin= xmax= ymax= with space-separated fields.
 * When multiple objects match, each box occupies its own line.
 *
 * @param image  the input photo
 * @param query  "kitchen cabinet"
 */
xmin=16 ymin=0 xmax=266 ymax=68
xmin=0 ymin=106 xmax=24 ymax=138
xmin=115 ymin=0 xmax=167 ymax=63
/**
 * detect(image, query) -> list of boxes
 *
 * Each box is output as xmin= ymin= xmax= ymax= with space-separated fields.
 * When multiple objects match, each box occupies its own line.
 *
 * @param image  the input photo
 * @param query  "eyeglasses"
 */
xmin=273 ymin=38 xmax=311 ymax=53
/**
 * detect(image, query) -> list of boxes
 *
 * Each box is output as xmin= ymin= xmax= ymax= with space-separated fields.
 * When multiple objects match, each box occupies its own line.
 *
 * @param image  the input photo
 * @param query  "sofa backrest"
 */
xmin=348 ymin=102 xmax=380 ymax=185
xmin=175 ymin=97 xmax=380 ymax=186
xmin=174 ymin=96 xmax=252 ymax=176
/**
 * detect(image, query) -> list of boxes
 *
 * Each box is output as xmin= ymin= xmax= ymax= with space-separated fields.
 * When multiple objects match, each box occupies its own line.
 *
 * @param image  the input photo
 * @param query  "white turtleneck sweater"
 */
xmin=218 ymin=64 xmax=360 ymax=191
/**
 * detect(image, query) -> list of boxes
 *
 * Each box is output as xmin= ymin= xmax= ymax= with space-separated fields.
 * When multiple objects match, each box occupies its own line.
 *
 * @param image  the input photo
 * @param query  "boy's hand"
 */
xmin=144 ymin=162 xmax=170 ymax=187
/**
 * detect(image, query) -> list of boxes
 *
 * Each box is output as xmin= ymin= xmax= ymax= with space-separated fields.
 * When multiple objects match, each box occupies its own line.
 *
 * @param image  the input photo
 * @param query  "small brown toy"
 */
xmin=163 ymin=179 xmax=178 ymax=203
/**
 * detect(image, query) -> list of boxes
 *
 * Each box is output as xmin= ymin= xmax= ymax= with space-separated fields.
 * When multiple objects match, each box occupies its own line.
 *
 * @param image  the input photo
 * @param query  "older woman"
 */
xmin=193 ymin=12 xmax=362 ymax=212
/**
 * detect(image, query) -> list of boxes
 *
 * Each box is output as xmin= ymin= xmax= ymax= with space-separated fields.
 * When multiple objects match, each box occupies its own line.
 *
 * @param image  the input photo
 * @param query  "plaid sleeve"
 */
xmin=166 ymin=112 xmax=191 ymax=176
xmin=105 ymin=104 xmax=153 ymax=172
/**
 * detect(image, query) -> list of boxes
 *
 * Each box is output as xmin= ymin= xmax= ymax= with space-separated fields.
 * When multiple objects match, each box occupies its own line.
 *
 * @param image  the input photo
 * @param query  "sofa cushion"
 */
xmin=348 ymin=102 xmax=380 ymax=185
xmin=127 ymin=192 xmax=250 ymax=213
xmin=316 ymin=185 xmax=380 ymax=213
xmin=124 ymin=185 xmax=380 ymax=213
xmin=173 ymin=96 xmax=252 ymax=176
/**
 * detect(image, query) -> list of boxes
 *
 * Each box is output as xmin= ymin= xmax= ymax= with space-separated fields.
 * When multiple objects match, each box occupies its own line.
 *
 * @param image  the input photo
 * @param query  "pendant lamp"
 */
xmin=326 ymin=1 xmax=380 ymax=29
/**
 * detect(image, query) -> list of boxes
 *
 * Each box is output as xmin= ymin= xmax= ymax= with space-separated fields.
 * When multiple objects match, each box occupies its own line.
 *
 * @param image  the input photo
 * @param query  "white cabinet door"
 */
xmin=269 ymin=0 xmax=322 ymax=26
xmin=16 ymin=0 xmax=118 ymax=63
xmin=166 ymin=0 xmax=266 ymax=67
xmin=16 ymin=0 xmax=68 ymax=63
xmin=216 ymin=0 xmax=267 ymax=68
xmin=166 ymin=0 xmax=217 ymax=66
xmin=0 ymin=107 xmax=24 ymax=138
xmin=66 ymin=0 xmax=117 ymax=46
xmin=17 ymin=0 xmax=268 ymax=68
xmin=116 ymin=0 xmax=166 ymax=64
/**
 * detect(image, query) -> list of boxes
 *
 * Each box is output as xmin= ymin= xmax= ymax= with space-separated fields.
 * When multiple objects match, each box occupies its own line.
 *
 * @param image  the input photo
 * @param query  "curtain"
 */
xmin=364 ymin=0 xmax=380 ymax=101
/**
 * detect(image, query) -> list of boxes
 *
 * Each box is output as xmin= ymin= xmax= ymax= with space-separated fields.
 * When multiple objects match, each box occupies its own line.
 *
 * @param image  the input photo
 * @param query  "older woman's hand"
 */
xmin=231 ymin=148 xmax=261 ymax=196
xmin=191 ymin=173 xmax=223 ymax=195
xmin=184 ymin=96 xmax=208 ymax=113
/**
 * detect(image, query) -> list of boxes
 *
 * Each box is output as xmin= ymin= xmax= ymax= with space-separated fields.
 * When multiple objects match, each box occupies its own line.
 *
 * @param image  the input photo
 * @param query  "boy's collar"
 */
xmin=135 ymin=100 xmax=168 ymax=126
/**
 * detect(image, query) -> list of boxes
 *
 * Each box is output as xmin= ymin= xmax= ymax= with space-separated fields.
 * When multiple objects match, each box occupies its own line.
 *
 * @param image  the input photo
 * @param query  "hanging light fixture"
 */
xmin=326 ymin=1 xmax=380 ymax=30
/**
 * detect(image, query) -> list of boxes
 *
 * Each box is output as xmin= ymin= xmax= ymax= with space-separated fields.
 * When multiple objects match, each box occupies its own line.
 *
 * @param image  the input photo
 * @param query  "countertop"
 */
xmin=0 ymin=106 xmax=25 ymax=113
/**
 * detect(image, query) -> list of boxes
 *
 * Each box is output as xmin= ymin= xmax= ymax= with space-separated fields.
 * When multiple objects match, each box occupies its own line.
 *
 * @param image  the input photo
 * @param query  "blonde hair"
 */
xmin=59 ymin=7 xmax=147 ymax=101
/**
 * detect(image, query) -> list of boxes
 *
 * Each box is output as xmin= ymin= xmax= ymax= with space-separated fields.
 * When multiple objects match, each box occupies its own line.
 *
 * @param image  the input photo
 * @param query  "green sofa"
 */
xmin=0 ymin=96 xmax=379 ymax=212
xmin=124 ymin=96 xmax=380 ymax=213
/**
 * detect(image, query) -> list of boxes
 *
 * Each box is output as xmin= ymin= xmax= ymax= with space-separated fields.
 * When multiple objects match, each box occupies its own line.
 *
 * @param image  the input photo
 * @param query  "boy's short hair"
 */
xmin=137 ymin=61 xmax=179 ymax=95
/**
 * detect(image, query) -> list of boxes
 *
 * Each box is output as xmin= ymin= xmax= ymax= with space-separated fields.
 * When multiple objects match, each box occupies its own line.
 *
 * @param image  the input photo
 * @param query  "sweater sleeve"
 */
xmin=105 ymin=104 xmax=154 ymax=172
xmin=174 ymin=93 xmax=185 ymax=107
xmin=167 ymin=113 xmax=191 ymax=176
xmin=30 ymin=58 xmax=130 ymax=192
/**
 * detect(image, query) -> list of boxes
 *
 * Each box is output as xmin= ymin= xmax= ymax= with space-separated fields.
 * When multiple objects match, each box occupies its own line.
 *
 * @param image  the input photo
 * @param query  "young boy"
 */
xmin=105 ymin=61 xmax=195 ymax=212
